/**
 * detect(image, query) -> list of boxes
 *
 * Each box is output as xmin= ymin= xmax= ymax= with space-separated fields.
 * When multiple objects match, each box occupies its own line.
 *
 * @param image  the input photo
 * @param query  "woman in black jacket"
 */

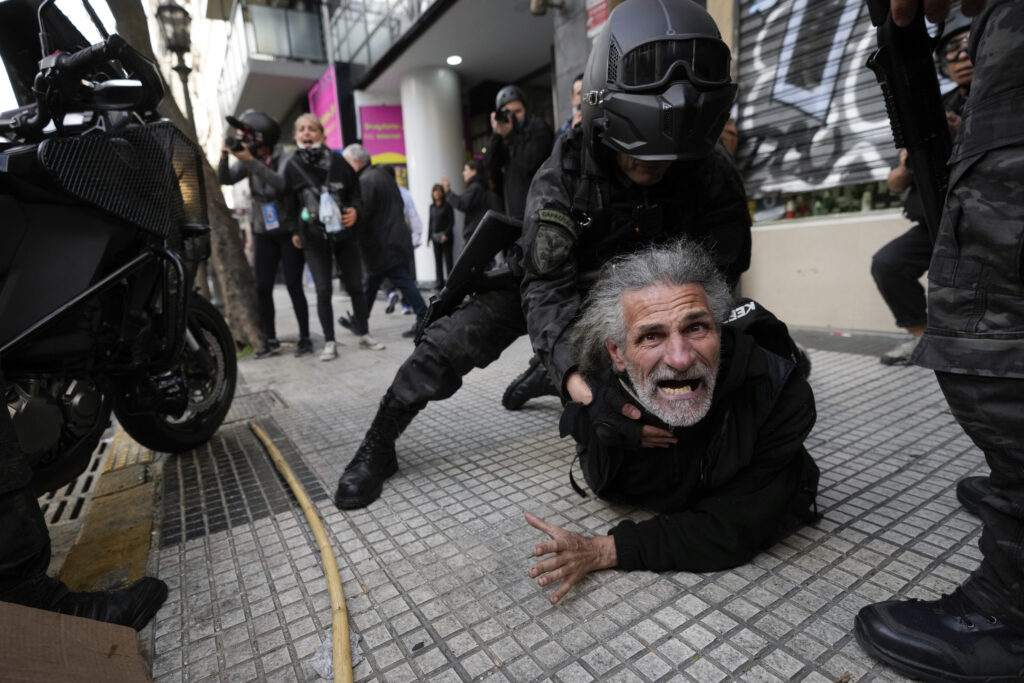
xmin=443 ymin=159 xmax=490 ymax=246
xmin=282 ymin=114 xmax=384 ymax=360
xmin=427 ymin=183 xmax=454 ymax=289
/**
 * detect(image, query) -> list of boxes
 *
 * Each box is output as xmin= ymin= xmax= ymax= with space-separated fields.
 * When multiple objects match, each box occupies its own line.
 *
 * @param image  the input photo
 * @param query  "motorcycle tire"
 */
xmin=115 ymin=295 xmax=237 ymax=452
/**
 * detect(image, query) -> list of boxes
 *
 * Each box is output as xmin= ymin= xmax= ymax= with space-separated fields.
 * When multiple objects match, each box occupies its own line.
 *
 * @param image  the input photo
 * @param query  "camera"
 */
xmin=495 ymin=107 xmax=514 ymax=124
xmin=224 ymin=130 xmax=254 ymax=153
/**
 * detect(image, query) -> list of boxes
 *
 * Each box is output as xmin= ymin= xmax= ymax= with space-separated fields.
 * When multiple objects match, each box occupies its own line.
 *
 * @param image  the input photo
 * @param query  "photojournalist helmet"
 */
xmin=495 ymin=84 xmax=527 ymax=112
xmin=935 ymin=8 xmax=972 ymax=77
xmin=225 ymin=109 xmax=281 ymax=149
xmin=581 ymin=0 xmax=737 ymax=161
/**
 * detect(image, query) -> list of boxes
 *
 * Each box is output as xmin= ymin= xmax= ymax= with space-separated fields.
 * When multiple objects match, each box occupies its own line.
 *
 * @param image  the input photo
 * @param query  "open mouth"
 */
xmin=657 ymin=378 xmax=701 ymax=396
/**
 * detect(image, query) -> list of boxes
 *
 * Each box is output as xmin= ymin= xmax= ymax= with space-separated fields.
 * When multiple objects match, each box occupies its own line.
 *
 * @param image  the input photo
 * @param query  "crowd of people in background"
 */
xmin=220 ymin=75 xmax=563 ymax=361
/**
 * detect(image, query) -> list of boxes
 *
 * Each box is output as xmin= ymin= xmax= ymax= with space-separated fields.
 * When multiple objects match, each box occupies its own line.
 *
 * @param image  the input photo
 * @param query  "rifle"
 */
xmin=413 ymin=210 xmax=523 ymax=343
xmin=865 ymin=0 xmax=953 ymax=243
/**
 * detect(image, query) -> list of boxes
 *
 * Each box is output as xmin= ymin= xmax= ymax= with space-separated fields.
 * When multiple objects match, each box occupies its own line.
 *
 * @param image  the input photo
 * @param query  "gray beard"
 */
xmin=620 ymin=358 xmax=718 ymax=428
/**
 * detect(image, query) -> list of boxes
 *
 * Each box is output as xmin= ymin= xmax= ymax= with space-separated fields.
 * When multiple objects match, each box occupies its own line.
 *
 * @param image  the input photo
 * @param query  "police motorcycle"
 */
xmin=0 ymin=0 xmax=236 ymax=493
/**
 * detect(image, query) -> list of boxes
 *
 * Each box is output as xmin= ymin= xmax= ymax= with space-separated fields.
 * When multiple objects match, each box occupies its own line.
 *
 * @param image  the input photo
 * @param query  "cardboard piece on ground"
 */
xmin=0 ymin=600 xmax=151 ymax=682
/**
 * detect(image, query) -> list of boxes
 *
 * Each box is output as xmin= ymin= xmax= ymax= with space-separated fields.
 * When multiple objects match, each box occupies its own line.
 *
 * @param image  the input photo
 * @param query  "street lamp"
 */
xmin=156 ymin=0 xmax=220 ymax=306
xmin=156 ymin=0 xmax=195 ymax=128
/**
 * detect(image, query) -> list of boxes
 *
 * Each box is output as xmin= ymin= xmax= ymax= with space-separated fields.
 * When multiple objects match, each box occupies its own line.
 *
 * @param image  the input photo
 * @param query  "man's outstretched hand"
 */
xmin=525 ymin=513 xmax=617 ymax=604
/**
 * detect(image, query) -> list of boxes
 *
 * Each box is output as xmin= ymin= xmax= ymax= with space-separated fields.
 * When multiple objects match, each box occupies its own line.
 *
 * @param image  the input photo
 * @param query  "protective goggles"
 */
xmin=617 ymin=38 xmax=732 ymax=90
xmin=943 ymin=34 xmax=970 ymax=62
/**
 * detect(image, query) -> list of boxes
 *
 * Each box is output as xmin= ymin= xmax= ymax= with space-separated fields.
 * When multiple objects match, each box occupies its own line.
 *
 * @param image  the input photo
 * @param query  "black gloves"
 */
xmin=559 ymin=377 xmax=645 ymax=451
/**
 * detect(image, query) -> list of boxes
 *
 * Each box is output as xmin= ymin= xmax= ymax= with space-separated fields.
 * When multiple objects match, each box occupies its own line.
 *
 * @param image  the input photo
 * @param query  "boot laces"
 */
xmin=941 ymin=589 xmax=998 ymax=629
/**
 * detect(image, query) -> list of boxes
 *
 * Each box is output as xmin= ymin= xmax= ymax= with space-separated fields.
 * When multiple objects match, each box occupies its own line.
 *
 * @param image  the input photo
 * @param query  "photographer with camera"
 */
xmin=484 ymin=85 xmax=554 ymax=221
xmin=218 ymin=110 xmax=311 ymax=358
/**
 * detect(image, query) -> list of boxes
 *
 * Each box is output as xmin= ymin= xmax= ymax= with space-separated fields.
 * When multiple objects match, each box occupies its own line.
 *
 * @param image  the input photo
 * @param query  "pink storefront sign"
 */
xmin=308 ymin=66 xmax=344 ymax=150
xmin=359 ymin=105 xmax=407 ymax=165
xmin=586 ymin=0 xmax=609 ymax=38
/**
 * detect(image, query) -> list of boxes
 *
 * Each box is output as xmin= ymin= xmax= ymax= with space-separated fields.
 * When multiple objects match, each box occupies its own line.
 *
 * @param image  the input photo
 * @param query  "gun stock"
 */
xmin=414 ymin=210 xmax=523 ymax=343
xmin=865 ymin=0 xmax=952 ymax=242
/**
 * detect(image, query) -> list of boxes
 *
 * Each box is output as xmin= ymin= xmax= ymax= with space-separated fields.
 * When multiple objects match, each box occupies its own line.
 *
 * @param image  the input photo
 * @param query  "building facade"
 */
xmin=172 ymin=0 xmax=929 ymax=332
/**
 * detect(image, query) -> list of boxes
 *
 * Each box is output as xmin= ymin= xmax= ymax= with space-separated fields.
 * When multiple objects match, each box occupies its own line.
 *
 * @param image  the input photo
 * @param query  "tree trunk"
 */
xmin=106 ymin=0 xmax=264 ymax=349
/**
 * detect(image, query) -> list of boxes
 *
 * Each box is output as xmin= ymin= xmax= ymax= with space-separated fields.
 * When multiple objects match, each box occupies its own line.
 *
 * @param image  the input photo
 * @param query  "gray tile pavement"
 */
xmin=145 ymin=286 xmax=987 ymax=682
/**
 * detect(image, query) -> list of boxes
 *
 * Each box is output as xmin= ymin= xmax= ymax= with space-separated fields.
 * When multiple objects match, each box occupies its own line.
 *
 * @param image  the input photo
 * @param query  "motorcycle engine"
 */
xmin=7 ymin=378 xmax=105 ymax=467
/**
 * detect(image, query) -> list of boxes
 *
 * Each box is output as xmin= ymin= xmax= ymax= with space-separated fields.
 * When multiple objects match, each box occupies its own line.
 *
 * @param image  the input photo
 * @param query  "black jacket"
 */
xmin=356 ymin=164 xmax=414 ymax=276
xmin=571 ymin=326 xmax=819 ymax=572
xmin=519 ymin=128 xmax=752 ymax=394
xmin=218 ymin=145 xmax=295 ymax=235
xmin=446 ymin=175 xmax=490 ymax=242
xmin=428 ymin=201 xmax=454 ymax=245
xmin=281 ymin=146 xmax=362 ymax=244
xmin=484 ymin=113 xmax=554 ymax=220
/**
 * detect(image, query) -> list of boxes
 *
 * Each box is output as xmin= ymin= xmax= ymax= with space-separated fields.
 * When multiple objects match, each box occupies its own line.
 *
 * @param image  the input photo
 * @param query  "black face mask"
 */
xmin=296 ymin=146 xmax=323 ymax=166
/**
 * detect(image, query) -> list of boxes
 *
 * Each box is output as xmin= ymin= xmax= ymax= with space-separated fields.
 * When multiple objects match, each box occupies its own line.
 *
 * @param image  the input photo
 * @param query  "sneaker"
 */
xmin=320 ymin=340 xmax=337 ymax=361
xmin=253 ymin=343 xmax=279 ymax=359
xmin=401 ymin=322 xmax=420 ymax=339
xmin=402 ymin=305 xmax=412 ymax=315
xmin=385 ymin=291 xmax=399 ymax=314
xmin=854 ymin=587 xmax=1024 ymax=682
xmin=359 ymin=335 xmax=386 ymax=351
xmin=294 ymin=338 xmax=314 ymax=357
xmin=880 ymin=336 xmax=920 ymax=365
xmin=956 ymin=476 xmax=992 ymax=516
xmin=338 ymin=312 xmax=354 ymax=331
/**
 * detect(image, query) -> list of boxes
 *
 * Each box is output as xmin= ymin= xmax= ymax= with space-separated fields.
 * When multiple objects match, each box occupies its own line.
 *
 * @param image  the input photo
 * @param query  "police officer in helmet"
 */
xmin=333 ymin=0 xmax=752 ymax=511
xmin=522 ymin=0 xmax=748 ymax=411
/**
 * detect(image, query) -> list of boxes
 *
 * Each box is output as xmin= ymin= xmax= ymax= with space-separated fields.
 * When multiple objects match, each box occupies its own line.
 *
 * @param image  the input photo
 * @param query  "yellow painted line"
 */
xmin=248 ymin=422 xmax=352 ymax=683
xmin=103 ymin=426 xmax=154 ymax=473
xmin=60 ymin=478 xmax=156 ymax=590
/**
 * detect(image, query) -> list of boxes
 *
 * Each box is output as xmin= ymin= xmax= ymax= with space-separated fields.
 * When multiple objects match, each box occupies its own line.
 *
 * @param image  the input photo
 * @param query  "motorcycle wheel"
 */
xmin=115 ymin=295 xmax=237 ymax=452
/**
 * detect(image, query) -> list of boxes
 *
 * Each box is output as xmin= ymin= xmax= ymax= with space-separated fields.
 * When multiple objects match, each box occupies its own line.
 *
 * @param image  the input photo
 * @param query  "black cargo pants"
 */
xmin=389 ymin=284 xmax=527 ymax=411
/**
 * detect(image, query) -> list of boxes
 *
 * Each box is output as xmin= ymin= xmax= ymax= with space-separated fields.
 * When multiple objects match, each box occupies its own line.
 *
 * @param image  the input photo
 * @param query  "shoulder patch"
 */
xmin=537 ymin=208 xmax=576 ymax=236
xmin=533 ymin=224 xmax=574 ymax=275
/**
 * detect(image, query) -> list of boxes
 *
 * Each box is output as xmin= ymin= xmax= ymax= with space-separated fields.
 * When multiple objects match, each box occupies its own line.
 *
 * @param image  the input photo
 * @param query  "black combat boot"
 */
xmin=334 ymin=391 xmax=417 ymax=509
xmin=53 ymin=577 xmax=168 ymax=631
xmin=855 ymin=587 xmax=1024 ymax=682
xmin=502 ymin=355 xmax=559 ymax=411
xmin=956 ymin=476 xmax=992 ymax=516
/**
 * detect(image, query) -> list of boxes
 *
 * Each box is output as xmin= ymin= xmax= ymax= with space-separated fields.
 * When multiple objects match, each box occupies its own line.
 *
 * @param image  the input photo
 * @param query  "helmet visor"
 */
xmin=619 ymin=38 xmax=731 ymax=90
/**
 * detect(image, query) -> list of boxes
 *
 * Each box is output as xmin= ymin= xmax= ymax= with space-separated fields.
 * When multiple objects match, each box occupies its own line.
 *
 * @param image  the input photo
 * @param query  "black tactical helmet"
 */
xmin=581 ymin=0 xmax=737 ymax=161
xmin=495 ymin=84 xmax=527 ymax=112
xmin=225 ymin=109 xmax=281 ymax=148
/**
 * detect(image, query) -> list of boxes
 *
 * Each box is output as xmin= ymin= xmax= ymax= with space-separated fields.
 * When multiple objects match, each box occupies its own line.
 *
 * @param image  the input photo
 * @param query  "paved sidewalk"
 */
xmin=84 ymin=288 xmax=992 ymax=681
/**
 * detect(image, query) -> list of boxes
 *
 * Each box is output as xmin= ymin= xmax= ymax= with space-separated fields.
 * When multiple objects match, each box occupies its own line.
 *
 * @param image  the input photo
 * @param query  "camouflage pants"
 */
xmin=389 ymin=285 xmax=527 ymax=411
xmin=913 ymin=0 xmax=1024 ymax=626
xmin=937 ymin=372 xmax=1024 ymax=626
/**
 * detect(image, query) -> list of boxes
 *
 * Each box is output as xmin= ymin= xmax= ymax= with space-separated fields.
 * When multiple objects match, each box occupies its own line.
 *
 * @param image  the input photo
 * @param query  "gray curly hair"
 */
xmin=570 ymin=238 xmax=733 ymax=374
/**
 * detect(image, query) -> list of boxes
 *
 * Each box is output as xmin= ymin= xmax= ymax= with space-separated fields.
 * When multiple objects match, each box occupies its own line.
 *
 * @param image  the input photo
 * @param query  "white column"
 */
xmin=400 ymin=67 xmax=465 ymax=285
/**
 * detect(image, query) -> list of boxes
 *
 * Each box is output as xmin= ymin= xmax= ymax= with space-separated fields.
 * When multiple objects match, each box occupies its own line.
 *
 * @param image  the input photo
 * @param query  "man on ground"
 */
xmin=526 ymin=240 xmax=819 ymax=604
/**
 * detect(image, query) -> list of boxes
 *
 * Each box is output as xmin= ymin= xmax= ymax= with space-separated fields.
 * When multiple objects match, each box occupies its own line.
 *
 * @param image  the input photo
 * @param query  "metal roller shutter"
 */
xmin=734 ymin=0 xmax=896 ymax=199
